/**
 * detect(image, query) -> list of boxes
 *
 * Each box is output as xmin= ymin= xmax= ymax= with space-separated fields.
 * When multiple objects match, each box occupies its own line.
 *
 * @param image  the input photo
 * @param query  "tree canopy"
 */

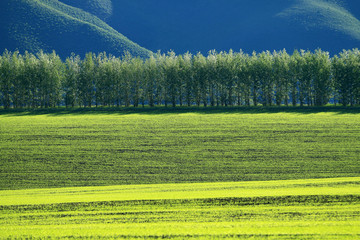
xmin=1 ymin=49 xmax=360 ymax=108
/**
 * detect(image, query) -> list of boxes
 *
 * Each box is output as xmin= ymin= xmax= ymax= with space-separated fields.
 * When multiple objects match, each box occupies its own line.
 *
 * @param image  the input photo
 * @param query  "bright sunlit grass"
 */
xmin=0 ymin=177 xmax=359 ymax=239
xmin=1 ymin=107 xmax=360 ymax=239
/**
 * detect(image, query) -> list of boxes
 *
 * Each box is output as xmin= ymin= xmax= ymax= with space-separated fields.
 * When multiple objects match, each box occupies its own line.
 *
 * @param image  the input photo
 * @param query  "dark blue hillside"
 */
xmin=59 ymin=0 xmax=113 ymax=21
xmin=1 ymin=0 xmax=359 ymax=57
xmin=0 ymin=0 xmax=151 ymax=58
xmin=108 ymin=0 xmax=360 ymax=54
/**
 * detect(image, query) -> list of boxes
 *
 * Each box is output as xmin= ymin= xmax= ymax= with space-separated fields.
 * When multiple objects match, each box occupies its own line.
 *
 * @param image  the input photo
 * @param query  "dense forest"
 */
xmin=0 ymin=49 xmax=360 ymax=109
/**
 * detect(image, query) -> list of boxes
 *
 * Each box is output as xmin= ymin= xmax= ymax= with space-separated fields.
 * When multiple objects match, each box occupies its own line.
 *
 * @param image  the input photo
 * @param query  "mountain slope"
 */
xmin=0 ymin=0 xmax=151 ymax=58
xmin=59 ymin=0 xmax=113 ymax=21
xmin=278 ymin=0 xmax=360 ymax=41
xmin=1 ymin=0 xmax=359 ymax=57
xmin=107 ymin=0 xmax=360 ymax=54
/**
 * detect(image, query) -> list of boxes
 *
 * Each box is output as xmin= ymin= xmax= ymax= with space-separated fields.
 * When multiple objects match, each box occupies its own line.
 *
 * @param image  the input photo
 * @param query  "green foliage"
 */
xmin=311 ymin=49 xmax=333 ymax=106
xmin=36 ymin=50 xmax=64 ymax=108
xmin=2 ymin=49 xmax=360 ymax=108
xmin=78 ymin=53 xmax=95 ymax=107
xmin=64 ymin=54 xmax=81 ymax=107
xmin=332 ymin=49 xmax=360 ymax=106
xmin=0 ymin=50 xmax=64 ymax=108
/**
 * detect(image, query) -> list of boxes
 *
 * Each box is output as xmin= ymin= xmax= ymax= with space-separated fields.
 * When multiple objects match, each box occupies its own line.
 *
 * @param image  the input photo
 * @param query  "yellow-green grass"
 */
xmin=1 ymin=107 xmax=360 ymax=190
xmin=0 ymin=178 xmax=359 ymax=239
xmin=1 ymin=108 xmax=360 ymax=239
xmin=1 ymin=177 xmax=359 ymax=206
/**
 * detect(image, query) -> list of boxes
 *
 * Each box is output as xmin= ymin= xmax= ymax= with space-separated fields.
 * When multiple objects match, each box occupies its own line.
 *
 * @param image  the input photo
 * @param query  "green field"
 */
xmin=1 ymin=107 xmax=360 ymax=190
xmin=1 ymin=178 xmax=360 ymax=239
xmin=0 ymin=107 xmax=360 ymax=239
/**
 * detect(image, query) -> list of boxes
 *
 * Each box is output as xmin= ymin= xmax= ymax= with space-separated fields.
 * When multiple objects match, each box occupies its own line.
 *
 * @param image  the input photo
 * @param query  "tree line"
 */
xmin=0 ymin=49 xmax=360 ymax=109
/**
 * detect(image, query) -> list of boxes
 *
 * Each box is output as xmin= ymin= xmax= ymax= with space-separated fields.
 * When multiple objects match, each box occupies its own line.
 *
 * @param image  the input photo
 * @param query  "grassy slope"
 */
xmin=0 ymin=0 xmax=151 ymax=58
xmin=278 ymin=0 xmax=360 ymax=40
xmin=59 ymin=0 xmax=113 ymax=20
xmin=1 ymin=107 xmax=360 ymax=190
xmin=1 ymin=178 xmax=359 ymax=239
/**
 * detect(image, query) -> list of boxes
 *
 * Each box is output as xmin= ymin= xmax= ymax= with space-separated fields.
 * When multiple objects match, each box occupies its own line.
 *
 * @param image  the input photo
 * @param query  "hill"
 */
xmin=1 ymin=0 xmax=359 ymax=58
xmin=0 ymin=0 xmax=151 ymax=58
xmin=59 ymin=0 xmax=113 ymax=21
xmin=107 ymin=0 xmax=360 ymax=54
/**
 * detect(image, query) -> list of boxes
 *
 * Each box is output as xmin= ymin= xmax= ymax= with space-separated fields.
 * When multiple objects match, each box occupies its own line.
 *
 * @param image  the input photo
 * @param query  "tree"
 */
xmin=312 ymin=49 xmax=332 ymax=106
xmin=111 ymin=57 xmax=123 ymax=107
xmin=249 ymin=52 xmax=260 ymax=106
xmin=163 ymin=51 xmax=180 ymax=107
xmin=130 ymin=57 xmax=144 ymax=107
xmin=144 ymin=56 xmax=157 ymax=107
xmin=79 ymin=53 xmax=95 ymax=107
xmin=289 ymin=50 xmax=302 ymax=106
xmin=64 ymin=54 xmax=81 ymax=107
xmin=94 ymin=53 xmax=119 ymax=107
xmin=36 ymin=51 xmax=64 ymax=108
xmin=273 ymin=50 xmax=290 ymax=106
xmin=354 ymin=49 xmax=360 ymax=105
xmin=298 ymin=50 xmax=314 ymax=106
xmin=238 ymin=53 xmax=252 ymax=106
xmin=179 ymin=52 xmax=193 ymax=106
xmin=257 ymin=51 xmax=274 ymax=106
xmin=193 ymin=52 xmax=209 ymax=106
xmin=10 ymin=51 xmax=26 ymax=108
xmin=0 ymin=50 xmax=13 ymax=109
xmin=332 ymin=49 xmax=360 ymax=106
xmin=206 ymin=51 xmax=219 ymax=106
xmin=222 ymin=50 xmax=237 ymax=106
xmin=1 ymin=48 xmax=360 ymax=108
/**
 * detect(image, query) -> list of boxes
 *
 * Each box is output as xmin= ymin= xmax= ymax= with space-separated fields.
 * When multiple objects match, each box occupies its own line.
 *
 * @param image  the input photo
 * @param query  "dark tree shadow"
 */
xmin=1 ymin=106 xmax=360 ymax=117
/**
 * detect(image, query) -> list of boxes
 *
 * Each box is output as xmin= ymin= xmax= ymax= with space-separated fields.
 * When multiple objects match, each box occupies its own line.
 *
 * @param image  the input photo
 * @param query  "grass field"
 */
xmin=0 ymin=107 xmax=360 ymax=239
xmin=1 ymin=178 xmax=359 ymax=239
xmin=1 ymin=107 xmax=360 ymax=190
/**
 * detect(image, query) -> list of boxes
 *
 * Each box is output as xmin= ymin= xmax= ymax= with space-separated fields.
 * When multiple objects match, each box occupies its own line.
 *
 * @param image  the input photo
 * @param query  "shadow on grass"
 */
xmin=2 ymin=195 xmax=359 ymax=211
xmin=0 ymin=106 xmax=360 ymax=116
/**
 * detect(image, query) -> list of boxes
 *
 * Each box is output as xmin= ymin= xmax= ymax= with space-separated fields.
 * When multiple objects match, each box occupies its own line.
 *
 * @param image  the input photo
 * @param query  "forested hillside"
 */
xmin=0 ymin=0 xmax=151 ymax=58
